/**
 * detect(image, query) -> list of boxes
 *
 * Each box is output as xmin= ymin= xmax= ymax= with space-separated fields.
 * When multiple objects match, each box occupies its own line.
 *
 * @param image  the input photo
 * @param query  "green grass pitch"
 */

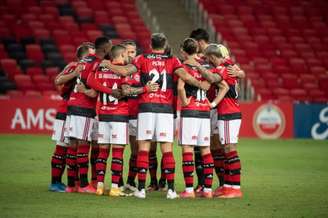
xmin=0 ymin=135 xmax=327 ymax=218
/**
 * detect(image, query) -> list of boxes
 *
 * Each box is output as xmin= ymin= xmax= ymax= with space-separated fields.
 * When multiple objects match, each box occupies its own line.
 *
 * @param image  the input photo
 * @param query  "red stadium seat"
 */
xmin=32 ymin=75 xmax=50 ymax=83
xmin=26 ymin=67 xmax=43 ymax=75
xmin=14 ymin=74 xmax=34 ymax=91
xmin=26 ymin=44 xmax=44 ymax=63
xmin=45 ymin=67 xmax=60 ymax=77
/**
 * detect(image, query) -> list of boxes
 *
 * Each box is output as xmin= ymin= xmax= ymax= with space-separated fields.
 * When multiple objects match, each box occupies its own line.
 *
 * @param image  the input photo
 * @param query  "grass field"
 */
xmin=0 ymin=135 xmax=328 ymax=218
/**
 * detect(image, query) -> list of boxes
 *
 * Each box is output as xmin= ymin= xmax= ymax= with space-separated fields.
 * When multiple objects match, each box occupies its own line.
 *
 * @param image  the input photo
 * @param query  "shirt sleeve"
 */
xmin=132 ymin=55 xmax=143 ymax=70
xmin=172 ymin=57 xmax=183 ymax=72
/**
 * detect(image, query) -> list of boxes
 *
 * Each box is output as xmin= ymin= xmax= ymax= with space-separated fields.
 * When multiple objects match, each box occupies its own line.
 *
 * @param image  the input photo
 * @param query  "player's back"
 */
xmin=134 ymin=52 xmax=181 ymax=113
xmin=182 ymin=64 xmax=210 ymax=113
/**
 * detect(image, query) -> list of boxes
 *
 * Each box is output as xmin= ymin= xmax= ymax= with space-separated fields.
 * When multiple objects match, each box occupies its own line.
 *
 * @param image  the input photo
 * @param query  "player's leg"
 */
xmin=158 ymin=156 xmax=167 ymax=191
xmin=95 ymin=144 xmax=110 ymax=196
xmin=156 ymin=112 xmax=177 ymax=199
xmin=218 ymin=119 xmax=242 ymax=198
xmin=108 ymin=121 xmax=128 ymax=197
xmin=68 ymin=115 xmax=95 ymax=193
xmin=90 ymin=119 xmax=99 ymax=189
xmin=49 ymin=116 xmax=67 ymax=192
xmin=126 ymin=133 xmax=138 ymax=191
xmin=134 ymin=112 xmax=155 ymax=198
xmin=211 ymin=134 xmax=225 ymax=187
xmin=180 ymin=145 xmax=195 ymax=198
xmin=147 ymin=141 xmax=158 ymax=191
xmin=65 ymin=139 xmax=78 ymax=192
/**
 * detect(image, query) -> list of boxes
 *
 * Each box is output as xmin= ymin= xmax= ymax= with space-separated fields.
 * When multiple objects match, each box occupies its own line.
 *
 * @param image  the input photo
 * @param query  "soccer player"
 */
xmin=101 ymin=33 xmax=210 ymax=199
xmin=178 ymin=38 xmax=229 ymax=198
xmin=119 ymin=40 xmax=139 ymax=192
xmin=49 ymin=43 xmax=95 ymax=192
xmin=190 ymin=28 xmax=245 ymax=192
xmin=64 ymin=37 xmax=112 ymax=193
xmin=203 ymin=44 xmax=243 ymax=198
xmin=91 ymin=44 xmax=158 ymax=196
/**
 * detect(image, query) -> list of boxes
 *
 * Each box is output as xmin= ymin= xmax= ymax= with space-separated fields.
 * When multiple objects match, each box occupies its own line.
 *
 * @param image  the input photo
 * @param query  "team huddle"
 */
xmin=49 ymin=28 xmax=245 ymax=199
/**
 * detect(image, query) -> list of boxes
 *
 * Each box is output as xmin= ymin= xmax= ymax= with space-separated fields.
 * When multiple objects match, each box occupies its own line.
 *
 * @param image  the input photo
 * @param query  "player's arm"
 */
xmin=177 ymin=78 xmax=189 ymax=107
xmin=76 ymin=82 xmax=97 ymax=98
xmin=100 ymin=60 xmax=137 ymax=77
xmin=121 ymin=82 xmax=159 ymax=96
xmin=54 ymin=64 xmax=82 ymax=85
xmin=227 ymin=64 xmax=245 ymax=79
xmin=209 ymin=80 xmax=229 ymax=108
xmin=175 ymin=67 xmax=210 ymax=91
xmin=197 ymin=65 xmax=223 ymax=84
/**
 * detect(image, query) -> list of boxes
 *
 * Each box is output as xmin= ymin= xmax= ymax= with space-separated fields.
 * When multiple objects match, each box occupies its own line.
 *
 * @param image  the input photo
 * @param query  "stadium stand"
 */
xmin=0 ymin=0 xmax=151 ymax=98
xmin=195 ymin=0 xmax=328 ymax=102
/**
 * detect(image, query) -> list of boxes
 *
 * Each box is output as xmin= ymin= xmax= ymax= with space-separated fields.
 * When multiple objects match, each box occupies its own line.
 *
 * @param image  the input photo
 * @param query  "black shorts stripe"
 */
xmin=98 ymin=114 xmax=129 ymax=122
xmin=181 ymin=110 xmax=210 ymax=118
xmin=67 ymin=106 xmax=96 ymax=118
xmin=56 ymin=112 xmax=67 ymax=120
xmin=218 ymin=113 xmax=242 ymax=120
xmin=138 ymin=103 xmax=173 ymax=114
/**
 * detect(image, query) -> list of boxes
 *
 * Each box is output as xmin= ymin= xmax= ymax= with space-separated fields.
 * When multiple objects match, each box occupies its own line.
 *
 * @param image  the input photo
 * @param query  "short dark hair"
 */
xmin=151 ymin=33 xmax=167 ymax=50
xmin=94 ymin=36 xmax=111 ymax=50
xmin=121 ymin=40 xmax=136 ymax=47
xmin=76 ymin=42 xmax=94 ymax=60
xmin=190 ymin=28 xmax=209 ymax=42
xmin=110 ymin=44 xmax=126 ymax=59
xmin=181 ymin=38 xmax=198 ymax=55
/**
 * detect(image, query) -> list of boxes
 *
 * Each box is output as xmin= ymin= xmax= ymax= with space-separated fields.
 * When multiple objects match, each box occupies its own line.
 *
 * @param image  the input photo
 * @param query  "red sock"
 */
xmin=202 ymin=153 xmax=214 ymax=189
xmin=163 ymin=152 xmax=175 ymax=190
xmin=211 ymin=148 xmax=225 ymax=186
xmin=51 ymin=145 xmax=67 ymax=184
xmin=182 ymin=152 xmax=194 ymax=189
xmin=77 ymin=144 xmax=90 ymax=187
xmin=127 ymin=154 xmax=137 ymax=185
xmin=227 ymin=150 xmax=241 ymax=187
xmin=137 ymin=150 xmax=149 ymax=190
xmin=96 ymin=147 xmax=109 ymax=183
xmin=90 ymin=145 xmax=99 ymax=182
xmin=111 ymin=147 xmax=124 ymax=186
xmin=149 ymin=151 xmax=158 ymax=184
xmin=66 ymin=146 xmax=77 ymax=187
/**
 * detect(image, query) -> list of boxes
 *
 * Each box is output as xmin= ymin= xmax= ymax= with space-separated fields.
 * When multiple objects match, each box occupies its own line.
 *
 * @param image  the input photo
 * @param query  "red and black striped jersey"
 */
xmin=56 ymin=62 xmax=78 ymax=114
xmin=95 ymin=65 xmax=129 ymax=118
xmin=216 ymin=63 xmax=241 ymax=120
xmin=68 ymin=54 xmax=100 ymax=110
xmin=181 ymin=64 xmax=210 ymax=118
xmin=133 ymin=52 xmax=182 ymax=113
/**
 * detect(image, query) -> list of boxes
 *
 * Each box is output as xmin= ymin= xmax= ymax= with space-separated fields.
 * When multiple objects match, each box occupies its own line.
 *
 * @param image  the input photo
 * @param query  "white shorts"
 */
xmin=210 ymin=109 xmax=219 ymax=135
xmin=180 ymin=117 xmax=211 ymax=146
xmin=64 ymin=115 xmax=95 ymax=142
xmin=137 ymin=112 xmax=174 ymax=143
xmin=98 ymin=121 xmax=128 ymax=145
xmin=90 ymin=119 xmax=99 ymax=142
xmin=51 ymin=118 xmax=66 ymax=146
xmin=129 ymin=119 xmax=137 ymax=137
xmin=217 ymin=119 xmax=241 ymax=145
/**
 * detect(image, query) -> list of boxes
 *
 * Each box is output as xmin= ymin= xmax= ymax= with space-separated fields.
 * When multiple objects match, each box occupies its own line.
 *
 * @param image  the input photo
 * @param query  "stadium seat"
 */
xmin=14 ymin=74 xmax=34 ymax=91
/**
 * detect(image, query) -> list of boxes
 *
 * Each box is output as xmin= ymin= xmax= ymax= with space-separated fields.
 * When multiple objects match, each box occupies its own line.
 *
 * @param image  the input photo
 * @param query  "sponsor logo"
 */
xmin=204 ymin=137 xmax=209 ymax=141
xmin=160 ymin=132 xmax=166 ymax=137
xmin=311 ymin=107 xmax=328 ymax=140
xmin=112 ymin=134 xmax=117 ymax=139
xmin=192 ymin=135 xmax=197 ymax=140
xmin=146 ymin=130 xmax=152 ymax=135
xmin=253 ymin=104 xmax=285 ymax=139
